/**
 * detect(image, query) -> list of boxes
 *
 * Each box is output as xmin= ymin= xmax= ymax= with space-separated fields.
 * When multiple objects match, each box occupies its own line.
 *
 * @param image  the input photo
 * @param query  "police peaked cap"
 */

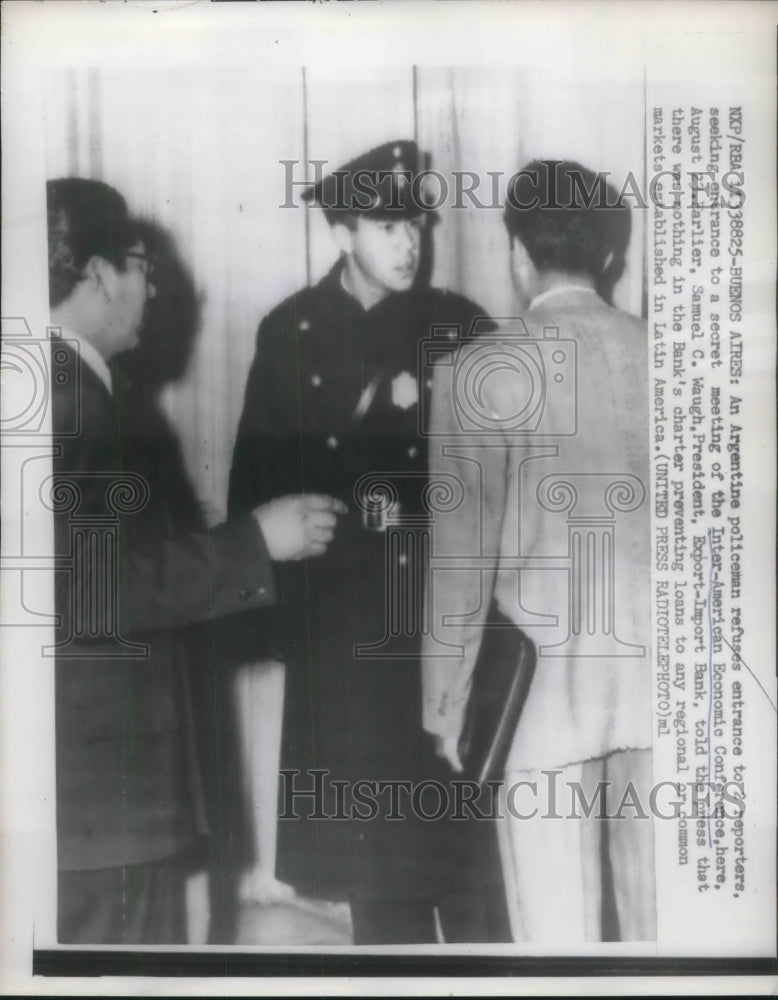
xmin=302 ymin=140 xmax=436 ymax=221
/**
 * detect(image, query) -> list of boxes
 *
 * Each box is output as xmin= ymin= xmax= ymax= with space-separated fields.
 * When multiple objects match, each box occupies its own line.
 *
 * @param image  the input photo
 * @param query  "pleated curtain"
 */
xmin=45 ymin=64 xmax=645 ymax=516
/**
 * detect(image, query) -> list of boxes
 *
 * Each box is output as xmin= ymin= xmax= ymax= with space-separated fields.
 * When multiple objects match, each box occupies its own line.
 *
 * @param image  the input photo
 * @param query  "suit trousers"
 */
xmin=58 ymin=854 xmax=189 ymax=945
xmin=499 ymin=749 xmax=656 ymax=942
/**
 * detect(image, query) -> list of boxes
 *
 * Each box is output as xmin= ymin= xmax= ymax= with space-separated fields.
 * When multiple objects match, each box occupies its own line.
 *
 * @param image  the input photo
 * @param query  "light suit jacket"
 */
xmin=422 ymin=288 xmax=652 ymax=771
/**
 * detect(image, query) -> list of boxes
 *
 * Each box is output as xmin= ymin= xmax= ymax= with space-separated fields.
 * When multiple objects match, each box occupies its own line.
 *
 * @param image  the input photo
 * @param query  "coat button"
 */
xmin=239 ymin=588 xmax=251 ymax=601
xmin=299 ymin=318 xmax=310 ymax=331
xmin=407 ymin=446 xmax=418 ymax=459
xmin=326 ymin=435 xmax=339 ymax=450
xmin=310 ymin=374 xmax=322 ymax=387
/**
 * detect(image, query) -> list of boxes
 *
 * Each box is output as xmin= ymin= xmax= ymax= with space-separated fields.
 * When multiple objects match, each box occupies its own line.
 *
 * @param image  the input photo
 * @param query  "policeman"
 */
xmin=229 ymin=140 xmax=509 ymax=944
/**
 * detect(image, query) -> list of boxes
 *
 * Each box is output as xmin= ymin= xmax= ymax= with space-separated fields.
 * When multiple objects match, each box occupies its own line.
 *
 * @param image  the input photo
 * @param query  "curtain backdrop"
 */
xmin=417 ymin=65 xmax=646 ymax=319
xmin=45 ymin=64 xmax=645 ymax=515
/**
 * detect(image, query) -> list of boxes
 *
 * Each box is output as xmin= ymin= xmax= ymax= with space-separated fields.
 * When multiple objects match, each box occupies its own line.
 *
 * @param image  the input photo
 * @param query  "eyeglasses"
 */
xmin=124 ymin=250 xmax=156 ymax=284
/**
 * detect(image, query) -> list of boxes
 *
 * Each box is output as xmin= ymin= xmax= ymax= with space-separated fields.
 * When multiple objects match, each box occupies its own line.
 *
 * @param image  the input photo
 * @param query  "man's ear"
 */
xmin=83 ymin=255 xmax=118 ymax=302
xmin=509 ymin=235 xmax=531 ymax=270
xmin=330 ymin=221 xmax=355 ymax=257
xmin=509 ymin=235 xmax=534 ymax=291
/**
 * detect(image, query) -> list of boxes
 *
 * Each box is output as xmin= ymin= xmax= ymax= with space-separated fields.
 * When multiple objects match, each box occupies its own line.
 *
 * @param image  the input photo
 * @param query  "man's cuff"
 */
xmin=223 ymin=512 xmax=277 ymax=609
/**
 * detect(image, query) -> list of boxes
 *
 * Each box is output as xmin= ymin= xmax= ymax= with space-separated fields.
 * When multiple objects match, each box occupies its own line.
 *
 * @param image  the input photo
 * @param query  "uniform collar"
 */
xmin=324 ymin=259 xmax=411 ymax=318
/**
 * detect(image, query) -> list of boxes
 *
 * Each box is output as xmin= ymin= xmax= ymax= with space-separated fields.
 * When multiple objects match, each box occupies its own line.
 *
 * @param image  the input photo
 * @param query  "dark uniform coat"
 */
xmin=52 ymin=342 xmax=276 ymax=874
xmin=229 ymin=263 xmax=503 ymax=902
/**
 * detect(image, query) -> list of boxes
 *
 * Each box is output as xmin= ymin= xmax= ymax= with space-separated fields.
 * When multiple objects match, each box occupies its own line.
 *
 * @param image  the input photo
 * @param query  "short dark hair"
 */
xmin=46 ymin=177 xmax=137 ymax=307
xmin=503 ymin=160 xmax=630 ymax=278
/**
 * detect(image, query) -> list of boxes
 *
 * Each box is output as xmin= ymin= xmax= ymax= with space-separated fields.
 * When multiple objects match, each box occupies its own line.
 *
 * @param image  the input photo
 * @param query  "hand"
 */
xmin=435 ymin=734 xmax=464 ymax=773
xmin=252 ymin=494 xmax=347 ymax=562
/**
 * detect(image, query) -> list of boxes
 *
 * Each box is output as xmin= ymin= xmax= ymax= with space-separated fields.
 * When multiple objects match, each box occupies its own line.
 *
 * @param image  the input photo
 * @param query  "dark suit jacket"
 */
xmin=51 ymin=340 xmax=276 ymax=872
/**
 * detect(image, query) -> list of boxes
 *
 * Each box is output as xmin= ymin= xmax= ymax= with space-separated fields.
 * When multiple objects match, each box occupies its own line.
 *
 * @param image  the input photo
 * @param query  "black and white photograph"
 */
xmin=1 ymin=1 xmax=775 ymax=995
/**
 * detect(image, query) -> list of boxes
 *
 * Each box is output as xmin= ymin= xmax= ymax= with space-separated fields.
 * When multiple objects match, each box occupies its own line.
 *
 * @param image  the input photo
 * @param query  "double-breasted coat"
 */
xmin=228 ymin=263 xmax=503 ymax=902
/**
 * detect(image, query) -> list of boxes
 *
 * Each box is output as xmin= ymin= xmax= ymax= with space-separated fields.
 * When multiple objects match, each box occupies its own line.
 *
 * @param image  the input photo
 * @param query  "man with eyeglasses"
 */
xmin=46 ymin=177 xmax=345 ymax=944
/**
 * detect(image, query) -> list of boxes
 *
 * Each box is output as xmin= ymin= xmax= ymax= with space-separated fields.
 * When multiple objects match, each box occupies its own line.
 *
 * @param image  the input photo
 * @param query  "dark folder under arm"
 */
xmin=457 ymin=601 xmax=538 ymax=787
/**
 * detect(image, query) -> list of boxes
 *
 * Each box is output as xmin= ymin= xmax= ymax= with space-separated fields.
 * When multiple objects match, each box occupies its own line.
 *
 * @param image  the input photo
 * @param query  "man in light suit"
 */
xmin=47 ymin=177 xmax=344 ymax=943
xmin=423 ymin=160 xmax=656 ymax=942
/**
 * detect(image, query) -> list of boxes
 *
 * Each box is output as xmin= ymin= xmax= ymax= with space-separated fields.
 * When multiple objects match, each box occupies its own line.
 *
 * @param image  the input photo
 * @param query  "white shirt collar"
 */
xmin=529 ymin=284 xmax=598 ymax=311
xmin=56 ymin=326 xmax=113 ymax=396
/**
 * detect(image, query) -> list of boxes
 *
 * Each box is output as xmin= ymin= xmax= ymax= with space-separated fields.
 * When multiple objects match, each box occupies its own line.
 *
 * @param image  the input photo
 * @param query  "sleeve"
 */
xmin=228 ymin=312 xmax=303 ymax=517
xmin=421 ymin=343 xmax=510 ymax=741
xmin=118 ymin=513 xmax=276 ymax=634
xmin=228 ymin=318 xmax=272 ymax=516
xmin=52 ymin=382 xmax=277 ymax=639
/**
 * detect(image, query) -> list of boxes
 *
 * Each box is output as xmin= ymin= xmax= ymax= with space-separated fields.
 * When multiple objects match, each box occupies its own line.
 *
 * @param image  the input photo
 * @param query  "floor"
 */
xmin=186 ymin=871 xmax=354 ymax=946
xmin=236 ymin=896 xmax=353 ymax=946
